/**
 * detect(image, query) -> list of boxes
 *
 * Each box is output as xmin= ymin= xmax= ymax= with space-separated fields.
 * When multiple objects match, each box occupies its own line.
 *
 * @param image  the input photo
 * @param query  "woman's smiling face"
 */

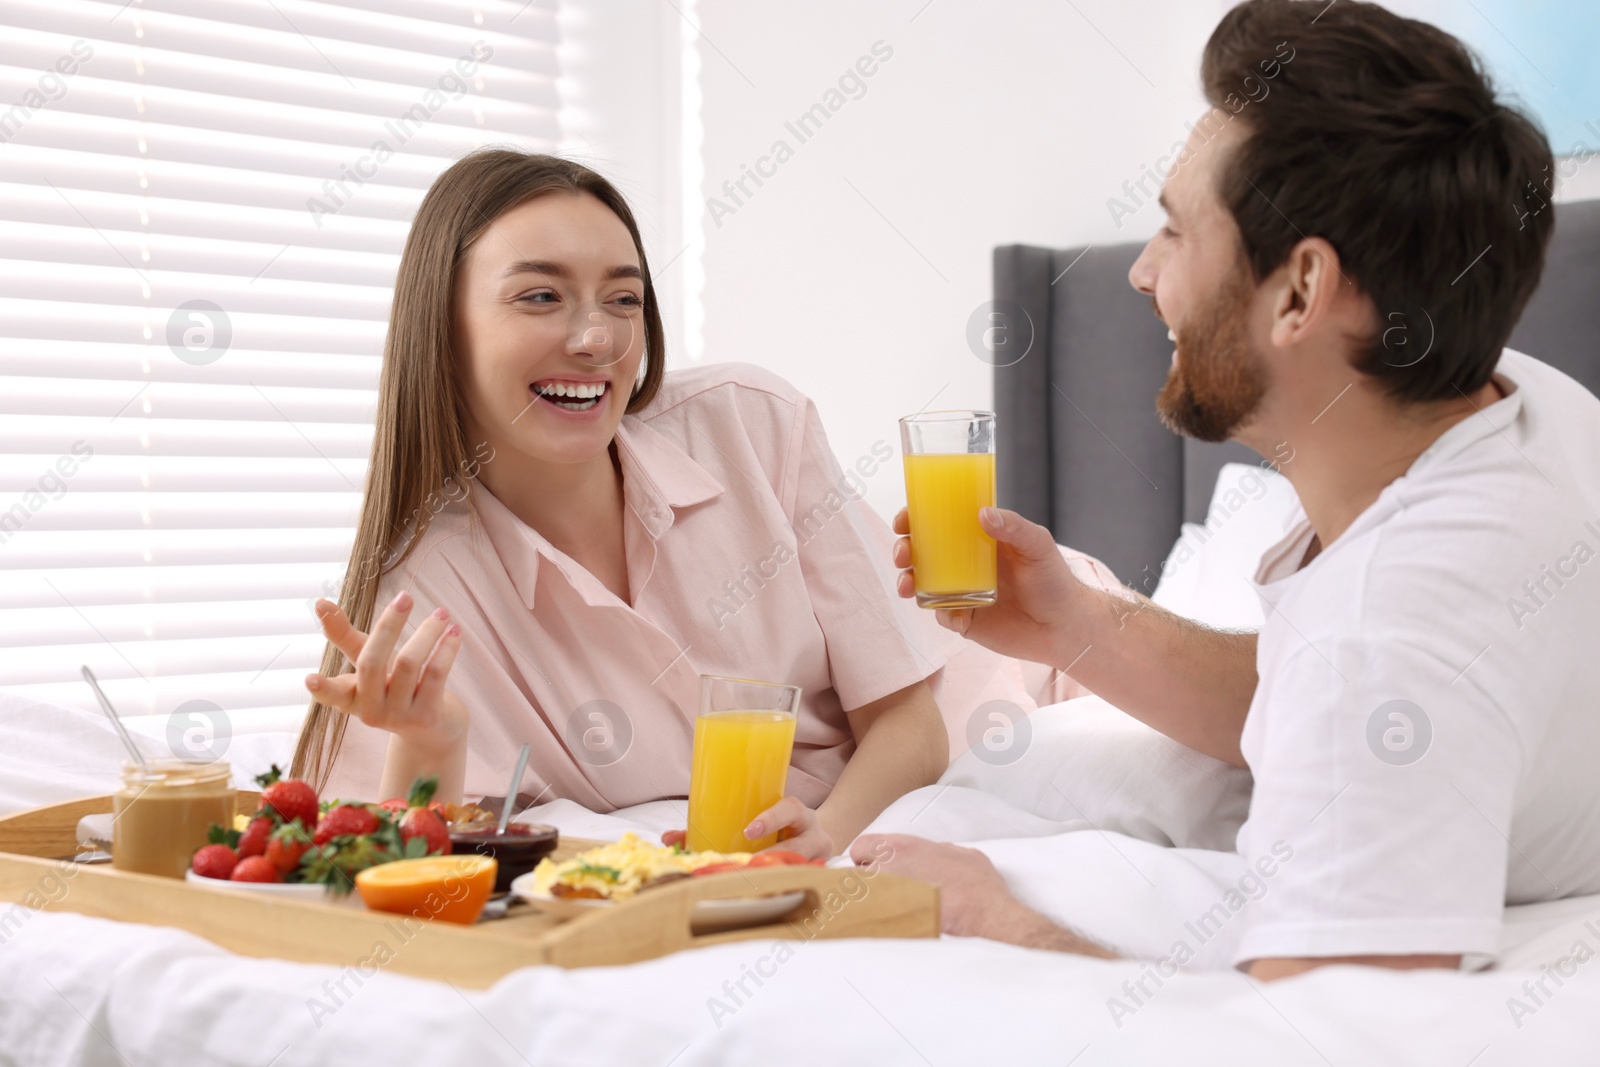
xmin=452 ymin=190 xmax=647 ymax=468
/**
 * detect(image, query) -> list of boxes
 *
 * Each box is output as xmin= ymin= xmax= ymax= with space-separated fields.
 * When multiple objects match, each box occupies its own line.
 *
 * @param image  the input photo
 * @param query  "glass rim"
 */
xmin=698 ymin=672 xmax=801 ymax=694
xmin=898 ymin=409 xmax=995 ymax=425
xmin=698 ymin=673 xmax=801 ymax=716
xmin=121 ymin=758 xmax=232 ymax=784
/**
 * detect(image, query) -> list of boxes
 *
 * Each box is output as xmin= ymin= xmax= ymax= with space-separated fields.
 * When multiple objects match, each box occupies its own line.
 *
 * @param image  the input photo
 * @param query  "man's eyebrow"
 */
xmin=1158 ymin=190 xmax=1178 ymax=219
xmin=501 ymin=259 xmax=642 ymax=281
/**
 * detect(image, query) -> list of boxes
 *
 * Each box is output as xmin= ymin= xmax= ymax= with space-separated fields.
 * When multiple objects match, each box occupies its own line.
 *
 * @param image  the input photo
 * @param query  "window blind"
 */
xmin=0 ymin=0 xmax=561 ymax=738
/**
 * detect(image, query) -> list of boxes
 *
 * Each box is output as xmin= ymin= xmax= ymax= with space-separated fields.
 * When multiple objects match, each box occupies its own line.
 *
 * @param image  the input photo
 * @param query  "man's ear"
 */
xmin=1267 ymin=236 xmax=1347 ymax=348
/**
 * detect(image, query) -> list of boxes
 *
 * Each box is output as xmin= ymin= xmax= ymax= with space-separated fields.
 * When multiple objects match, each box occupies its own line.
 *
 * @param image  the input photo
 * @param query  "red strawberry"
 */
xmin=378 ymin=798 xmax=408 ymax=815
xmin=395 ymin=776 xmax=450 ymax=857
xmin=266 ymin=823 xmax=313 ymax=874
xmin=237 ymin=815 xmax=273 ymax=859
xmin=230 ymin=855 xmax=281 ymax=883
xmin=191 ymin=843 xmax=239 ymax=880
xmin=400 ymin=807 xmax=450 ymax=857
xmin=314 ymin=804 xmax=380 ymax=847
xmin=259 ymin=779 xmax=319 ymax=830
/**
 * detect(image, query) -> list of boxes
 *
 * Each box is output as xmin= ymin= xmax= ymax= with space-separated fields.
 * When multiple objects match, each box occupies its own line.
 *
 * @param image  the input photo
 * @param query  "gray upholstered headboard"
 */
xmin=992 ymin=197 xmax=1600 ymax=592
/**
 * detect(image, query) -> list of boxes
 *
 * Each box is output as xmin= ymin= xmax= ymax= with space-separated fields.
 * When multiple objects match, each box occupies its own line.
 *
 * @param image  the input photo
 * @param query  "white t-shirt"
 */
xmin=1233 ymin=349 xmax=1600 ymax=967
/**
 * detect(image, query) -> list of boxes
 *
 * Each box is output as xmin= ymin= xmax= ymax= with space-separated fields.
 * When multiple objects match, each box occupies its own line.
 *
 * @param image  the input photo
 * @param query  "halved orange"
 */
xmin=354 ymin=854 xmax=497 ymax=924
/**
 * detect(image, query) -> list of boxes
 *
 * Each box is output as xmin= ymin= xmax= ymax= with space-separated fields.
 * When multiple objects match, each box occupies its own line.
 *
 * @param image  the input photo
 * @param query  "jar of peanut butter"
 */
xmin=112 ymin=759 xmax=236 ymax=879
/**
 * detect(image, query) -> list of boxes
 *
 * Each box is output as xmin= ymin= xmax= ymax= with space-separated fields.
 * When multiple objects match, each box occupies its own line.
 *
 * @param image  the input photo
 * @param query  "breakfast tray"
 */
xmin=0 ymin=791 xmax=939 ymax=989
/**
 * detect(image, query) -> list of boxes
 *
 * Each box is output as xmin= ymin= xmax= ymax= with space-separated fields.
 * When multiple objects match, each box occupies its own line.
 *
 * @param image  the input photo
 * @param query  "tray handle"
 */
xmin=536 ymin=863 xmax=938 ymax=969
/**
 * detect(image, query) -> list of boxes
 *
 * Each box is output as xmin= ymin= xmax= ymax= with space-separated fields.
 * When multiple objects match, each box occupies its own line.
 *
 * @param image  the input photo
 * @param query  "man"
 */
xmin=855 ymin=0 xmax=1600 ymax=981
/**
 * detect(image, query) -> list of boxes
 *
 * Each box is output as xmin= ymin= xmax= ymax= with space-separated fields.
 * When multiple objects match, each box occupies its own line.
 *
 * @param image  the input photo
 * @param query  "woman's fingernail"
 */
xmin=744 ymin=821 xmax=764 ymax=839
xmin=432 ymin=606 xmax=450 ymax=621
xmin=392 ymin=591 xmax=412 ymax=611
xmin=979 ymin=506 xmax=1000 ymax=526
xmin=305 ymin=674 xmax=322 ymax=691
xmin=313 ymin=598 xmax=333 ymax=618
xmin=447 ymin=624 xmax=461 ymax=637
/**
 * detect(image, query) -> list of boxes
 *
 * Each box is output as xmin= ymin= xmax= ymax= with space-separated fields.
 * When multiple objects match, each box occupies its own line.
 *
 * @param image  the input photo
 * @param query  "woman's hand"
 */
xmin=659 ymin=796 xmax=836 ymax=861
xmin=892 ymin=505 xmax=1089 ymax=669
xmin=745 ymin=796 xmax=834 ymax=860
xmin=305 ymin=592 xmax=468 ymax=752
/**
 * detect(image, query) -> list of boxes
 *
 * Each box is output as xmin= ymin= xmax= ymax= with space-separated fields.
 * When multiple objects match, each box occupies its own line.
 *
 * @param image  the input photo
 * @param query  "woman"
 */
xmin=292 ymin=150 xmax=1082 ymax=858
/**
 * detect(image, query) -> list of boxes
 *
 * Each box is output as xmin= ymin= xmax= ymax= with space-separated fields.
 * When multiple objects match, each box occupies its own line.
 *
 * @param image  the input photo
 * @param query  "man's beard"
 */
xmin=1154 ymin=269 xmax=1267 ymax=443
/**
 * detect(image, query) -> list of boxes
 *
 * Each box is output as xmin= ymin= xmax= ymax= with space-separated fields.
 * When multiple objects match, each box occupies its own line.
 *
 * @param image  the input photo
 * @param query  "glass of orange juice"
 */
xmin=686 ymin=674 xmax=801 ymax=853
xmin=899 ymin=410 xmax=998 ymax=609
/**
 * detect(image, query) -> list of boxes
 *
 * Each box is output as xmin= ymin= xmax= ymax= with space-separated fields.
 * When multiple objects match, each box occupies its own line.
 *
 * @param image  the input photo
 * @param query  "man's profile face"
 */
xmin=1128 ymin=118 xmax=1269 ymax=443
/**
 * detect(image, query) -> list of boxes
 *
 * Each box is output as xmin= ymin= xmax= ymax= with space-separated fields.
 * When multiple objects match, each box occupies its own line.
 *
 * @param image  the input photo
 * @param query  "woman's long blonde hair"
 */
xmin=291 ymin=149 xmax=666 ymax=791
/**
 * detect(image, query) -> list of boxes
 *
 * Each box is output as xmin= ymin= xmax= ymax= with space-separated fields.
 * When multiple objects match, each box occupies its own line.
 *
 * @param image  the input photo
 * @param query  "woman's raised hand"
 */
xmin=305 ymin=592 xmax=469 ymax=751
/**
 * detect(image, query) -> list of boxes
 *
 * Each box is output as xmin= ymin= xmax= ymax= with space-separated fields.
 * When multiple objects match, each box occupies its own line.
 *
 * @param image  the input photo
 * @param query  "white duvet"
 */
xmin=5 ymin=693 xmax=1600 ymax=1065
xmin=6 ymin=899 xmax=1599 ymax=1067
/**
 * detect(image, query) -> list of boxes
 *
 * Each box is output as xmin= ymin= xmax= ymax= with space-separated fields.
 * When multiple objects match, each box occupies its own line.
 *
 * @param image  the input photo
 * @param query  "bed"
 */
xmin=4 ymin=199 xmax=1599 ymax=1066
xmin=6 ymin=704 xmax=1600 ymax=1067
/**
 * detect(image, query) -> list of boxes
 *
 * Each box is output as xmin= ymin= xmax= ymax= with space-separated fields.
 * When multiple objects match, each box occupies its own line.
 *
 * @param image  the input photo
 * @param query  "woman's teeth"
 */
xmin=535 ymin=381 xmax=607 ymax=411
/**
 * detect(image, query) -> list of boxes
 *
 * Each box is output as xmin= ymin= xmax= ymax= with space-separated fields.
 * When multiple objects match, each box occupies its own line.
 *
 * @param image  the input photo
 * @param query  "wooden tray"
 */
xmin=0 ymin=791 xmax=938 ymax=988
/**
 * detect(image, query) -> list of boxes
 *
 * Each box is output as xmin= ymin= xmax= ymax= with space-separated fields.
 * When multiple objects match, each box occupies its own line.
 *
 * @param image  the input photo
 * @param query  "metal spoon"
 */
xmin=497 ymin=742 xmax=532 ymax=835
xmin=81 ymin=665 xmax=150 ymax=773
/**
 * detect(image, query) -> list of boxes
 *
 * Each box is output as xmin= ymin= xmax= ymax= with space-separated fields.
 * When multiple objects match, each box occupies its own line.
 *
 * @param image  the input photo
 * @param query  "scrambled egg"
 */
xmin=531 ymin=833 xmax=751 ymax=901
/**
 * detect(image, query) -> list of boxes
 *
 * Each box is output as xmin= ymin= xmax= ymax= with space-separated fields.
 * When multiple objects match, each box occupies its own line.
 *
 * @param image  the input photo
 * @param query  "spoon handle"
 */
xmin=81 ymin=665 xmax=150 ymax=773
xmin=497 ymin=742 xmax=532 ymax=835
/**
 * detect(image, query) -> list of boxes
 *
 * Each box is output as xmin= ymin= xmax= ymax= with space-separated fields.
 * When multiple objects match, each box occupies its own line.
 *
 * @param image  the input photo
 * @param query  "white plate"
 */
xmin=185 ymin=869 xmax=365 ymax=907
xmin=509 ymin=871 xmax=807 ymax=932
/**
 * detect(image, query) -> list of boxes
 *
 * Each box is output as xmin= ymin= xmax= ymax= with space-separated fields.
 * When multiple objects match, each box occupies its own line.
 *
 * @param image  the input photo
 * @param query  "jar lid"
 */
xmin=120 ymin=757 xmax=232 ymax=788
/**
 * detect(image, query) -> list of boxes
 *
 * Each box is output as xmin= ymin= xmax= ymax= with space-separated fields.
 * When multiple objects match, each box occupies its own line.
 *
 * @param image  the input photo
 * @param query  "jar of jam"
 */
xmin=112 ymin=759 xmax=236 ymax=879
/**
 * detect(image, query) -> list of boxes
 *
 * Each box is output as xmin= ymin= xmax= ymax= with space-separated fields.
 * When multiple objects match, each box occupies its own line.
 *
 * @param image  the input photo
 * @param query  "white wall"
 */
xmin=693 ymin=0 xmax=1240 ymax=516
xmin=566 ymin=0 xmax=1231 ymax=516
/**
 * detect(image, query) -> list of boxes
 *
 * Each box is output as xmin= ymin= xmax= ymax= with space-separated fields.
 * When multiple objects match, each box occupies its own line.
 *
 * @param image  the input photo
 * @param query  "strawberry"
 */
xmin=266 ymin=823 xmax=313 ymax=874
xmin=237 ymin=815 xmax=274 ymax=859
xmin=378 ymin=798 xmax=408 ymax=815
xmin=314 ymin=803 xmax=380 ymax=847
xmin=230 ymin=855 xmax=281 ymax=883
xmin=257 ymin=768 xmax=319 ymax=830
xmin=396 ymin=776 xmax=450 ymax=857
xmin=400 ymin=807 xmax=450 ymax=856
xmin=191 ymin=843 xmax=238 ymax=880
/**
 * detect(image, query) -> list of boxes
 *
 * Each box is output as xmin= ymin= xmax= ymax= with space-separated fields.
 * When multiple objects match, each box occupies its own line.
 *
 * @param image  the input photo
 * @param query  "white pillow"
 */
xmin=940 ymin=695 xmax=1252 ymax=851
xmin=0 ymin=691 xmax=297 ymax=818
xmin=1150 ymin=461 xmax=1303 ymax=629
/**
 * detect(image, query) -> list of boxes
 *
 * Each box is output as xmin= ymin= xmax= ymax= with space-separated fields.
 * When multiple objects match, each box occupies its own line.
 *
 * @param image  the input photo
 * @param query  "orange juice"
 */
xmin=903 ymin=451 xmax=998 ymax=607
xmin=686 ymin=710 xmax=797 ymax=853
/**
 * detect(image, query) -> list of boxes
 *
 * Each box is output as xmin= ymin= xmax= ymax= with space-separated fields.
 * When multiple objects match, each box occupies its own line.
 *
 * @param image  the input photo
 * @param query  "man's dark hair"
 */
xmin=1202 ymin=0 xmax=1555 ymax=403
